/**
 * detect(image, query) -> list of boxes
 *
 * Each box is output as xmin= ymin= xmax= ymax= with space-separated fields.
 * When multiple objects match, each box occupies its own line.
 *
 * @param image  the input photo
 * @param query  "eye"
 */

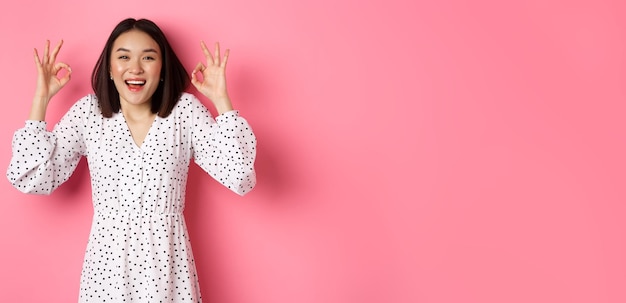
xmin=143 ymin=56 xmax=156 ymax=61
xmin=118 ymin=55 xmax=129 ymax=60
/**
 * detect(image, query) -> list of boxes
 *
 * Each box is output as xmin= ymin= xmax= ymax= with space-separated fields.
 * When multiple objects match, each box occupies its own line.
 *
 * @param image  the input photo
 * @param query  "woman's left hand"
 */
xmin=191 ymin=41 xmax=233 ymax=114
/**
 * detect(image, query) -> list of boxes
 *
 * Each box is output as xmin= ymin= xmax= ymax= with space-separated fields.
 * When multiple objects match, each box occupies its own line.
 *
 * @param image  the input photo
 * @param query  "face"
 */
xmin=110 ymin=29 xmax=162 ymax=109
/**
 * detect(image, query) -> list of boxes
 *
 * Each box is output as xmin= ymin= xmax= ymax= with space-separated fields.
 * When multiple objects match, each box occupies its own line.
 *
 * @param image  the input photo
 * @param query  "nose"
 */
xmin=128 ymin=59 xmax=144 ymax=74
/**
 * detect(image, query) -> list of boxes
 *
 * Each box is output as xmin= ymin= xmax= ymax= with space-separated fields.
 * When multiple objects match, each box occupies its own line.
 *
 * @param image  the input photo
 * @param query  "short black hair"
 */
xmin=91 ymin=18 xmax=189 ymax=118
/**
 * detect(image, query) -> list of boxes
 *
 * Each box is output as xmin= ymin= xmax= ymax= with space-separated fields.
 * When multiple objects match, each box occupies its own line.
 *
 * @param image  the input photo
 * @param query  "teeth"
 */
xmin=126 ymin=80 xmax=146 ymax=85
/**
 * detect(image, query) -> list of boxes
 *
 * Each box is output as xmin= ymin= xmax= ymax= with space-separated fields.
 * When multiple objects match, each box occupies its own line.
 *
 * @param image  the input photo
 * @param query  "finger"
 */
xmin=49 ymin=40 xmax=64 ymax=64
xmin=43 ymin=40 xmax=50 ymax=64
xmin=190 ymin=75 xmax=200 ymax=89
xmin=190 ymin=62 xmax=204 ymax=86
xmin=214 ymin=42 xmax=220 ymax=66
xmin=190 ymin=71 xmax=201 ymax=89
xmin=33 ymin=48 xmax=42 ymax=66
xmin=55 ymin=62 xmax=72 ymax=76
xmin=191 ymin=62 xmax=205 ymax=75
xmin=200 ymin=40 xmax=213 ymax=65
xmin=222 ymin=49 xmax=230 ymax=68
xmin=57 ymin=63 xmax=72 ymax=85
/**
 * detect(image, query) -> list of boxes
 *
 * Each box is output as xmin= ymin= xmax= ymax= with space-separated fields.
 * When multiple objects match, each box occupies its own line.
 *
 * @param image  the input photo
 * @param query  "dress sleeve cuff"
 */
xmin=24 ymin=120 xmax=48 ymax=130
xmin=215 ymin=110 xmax=240 ymax=124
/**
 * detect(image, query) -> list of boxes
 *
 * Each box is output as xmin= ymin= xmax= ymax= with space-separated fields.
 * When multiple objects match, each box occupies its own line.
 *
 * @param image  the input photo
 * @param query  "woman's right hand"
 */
xmin=29 ymin=40 xmax=72 ymax=121
xmin=33 ymin=40 xmax=72 ymax=102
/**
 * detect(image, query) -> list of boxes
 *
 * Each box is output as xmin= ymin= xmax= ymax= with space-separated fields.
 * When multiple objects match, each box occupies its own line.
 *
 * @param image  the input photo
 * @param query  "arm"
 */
xmin=7 ymin=98 xmax=87 ymax=194
xmin=190 ymin=96 xmax=257 ymax=196
xmin=190 ymin=42 xmax=257 ymax=195
xmin=5 ymin=39 xmax=82 ymax=194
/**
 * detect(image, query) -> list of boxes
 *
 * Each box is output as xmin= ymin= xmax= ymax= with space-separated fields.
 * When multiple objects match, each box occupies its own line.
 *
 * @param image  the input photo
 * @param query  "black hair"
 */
xmin=91 ymin=18 xmax=189 ymax=118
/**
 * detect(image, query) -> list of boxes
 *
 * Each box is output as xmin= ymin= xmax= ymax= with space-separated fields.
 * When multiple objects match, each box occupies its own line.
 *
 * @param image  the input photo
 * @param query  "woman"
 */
xmin=6 ymin=18 xmax=256 ymax=302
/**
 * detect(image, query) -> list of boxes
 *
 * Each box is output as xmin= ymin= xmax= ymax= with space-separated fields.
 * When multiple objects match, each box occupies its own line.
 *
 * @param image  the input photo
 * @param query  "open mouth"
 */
xmin=124 ymin=79 xmax=146 ymax=92
xmin=125 ymin=80 xmax=146 ymax=87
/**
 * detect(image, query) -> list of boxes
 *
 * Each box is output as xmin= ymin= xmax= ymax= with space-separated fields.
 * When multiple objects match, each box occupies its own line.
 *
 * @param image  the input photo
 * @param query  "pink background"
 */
xmin=1 ymin=0 xmax=625 ymax=302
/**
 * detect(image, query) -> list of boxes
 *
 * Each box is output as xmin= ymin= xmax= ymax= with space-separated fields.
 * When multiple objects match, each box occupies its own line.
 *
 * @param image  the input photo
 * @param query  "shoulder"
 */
xmin=64 ymin=94 xmax=102 ymax=119
xmin=74 ymin=94 xmax=101 ymax=113
xmin=172 ymin=92 xmax=210 ymax=113
xmin=177 ymin=92 xmax=201 ymax=106
xmin=73 ymin=94 xmax=98 ymax=107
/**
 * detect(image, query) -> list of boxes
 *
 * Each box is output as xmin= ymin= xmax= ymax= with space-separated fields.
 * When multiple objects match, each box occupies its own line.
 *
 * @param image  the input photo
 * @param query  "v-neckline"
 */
xmin=120 ymin=112 xmax=157 ymax=150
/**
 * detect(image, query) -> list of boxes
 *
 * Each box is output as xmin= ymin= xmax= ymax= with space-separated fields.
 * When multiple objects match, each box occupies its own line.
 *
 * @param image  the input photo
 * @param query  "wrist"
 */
xmin=212 ymin=97 xmax=233 ymax=115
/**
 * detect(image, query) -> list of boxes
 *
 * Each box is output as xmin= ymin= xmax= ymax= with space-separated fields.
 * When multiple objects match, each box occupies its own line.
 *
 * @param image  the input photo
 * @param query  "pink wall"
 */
xmin=1 ymin=0 xmax=625 ymax=302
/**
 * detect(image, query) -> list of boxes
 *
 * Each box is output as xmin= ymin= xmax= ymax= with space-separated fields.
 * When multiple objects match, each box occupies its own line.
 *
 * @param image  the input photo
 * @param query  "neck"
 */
xmin=121 ymin=103 xmax=155 ymax=121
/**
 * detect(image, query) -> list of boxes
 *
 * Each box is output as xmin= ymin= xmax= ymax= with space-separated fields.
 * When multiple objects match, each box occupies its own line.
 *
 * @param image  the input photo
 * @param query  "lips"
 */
xmin=125 ymin=79 xmax=146 ymax=86
xmin=125 ymin=79 xmax=146 ymax=92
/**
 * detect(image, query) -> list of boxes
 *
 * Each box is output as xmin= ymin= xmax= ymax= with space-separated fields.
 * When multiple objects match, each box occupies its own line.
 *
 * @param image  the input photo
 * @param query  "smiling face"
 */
xmin=110 ymin=29 xmax=163 ymax=110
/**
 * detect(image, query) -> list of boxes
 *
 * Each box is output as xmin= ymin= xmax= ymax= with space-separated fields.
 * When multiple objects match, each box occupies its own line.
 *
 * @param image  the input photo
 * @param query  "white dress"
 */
xmin=6 ymin=92 xmax=257 ymax=302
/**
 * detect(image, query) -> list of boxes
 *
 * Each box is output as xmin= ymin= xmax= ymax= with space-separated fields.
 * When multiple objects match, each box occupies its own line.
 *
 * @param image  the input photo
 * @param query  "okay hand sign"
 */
xmin=33 ymin=40 xmax=72 ymax=102
xmin=191 ymin=41 xmax=233 ymax=114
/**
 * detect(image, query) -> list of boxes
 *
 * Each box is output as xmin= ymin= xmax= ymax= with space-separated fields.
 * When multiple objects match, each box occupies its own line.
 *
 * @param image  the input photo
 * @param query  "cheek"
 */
xmin=150 ymin=64 xmax=163 ymax=77
xmin=110 ymin=63 xmax=124 ymax=76
xmin=112 ymin=79 xmax=125 ymax=93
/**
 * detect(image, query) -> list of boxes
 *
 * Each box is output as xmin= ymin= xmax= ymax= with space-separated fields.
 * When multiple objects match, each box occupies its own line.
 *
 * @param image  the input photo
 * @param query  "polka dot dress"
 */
xmin=6 ymin=93 xmax=257 ymax=302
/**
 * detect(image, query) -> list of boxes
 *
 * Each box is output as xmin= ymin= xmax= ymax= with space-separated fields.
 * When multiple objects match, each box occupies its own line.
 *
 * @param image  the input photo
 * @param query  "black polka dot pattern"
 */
xmin=6 ymin=93 xmax=257 ymax=302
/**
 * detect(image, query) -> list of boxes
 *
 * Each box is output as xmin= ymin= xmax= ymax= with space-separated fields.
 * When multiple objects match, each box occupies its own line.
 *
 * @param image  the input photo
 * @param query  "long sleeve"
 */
xmin=190 ymin=96 xmax=257 ymax=196
xmin=6 ymin=99 xmax=87 ymax=195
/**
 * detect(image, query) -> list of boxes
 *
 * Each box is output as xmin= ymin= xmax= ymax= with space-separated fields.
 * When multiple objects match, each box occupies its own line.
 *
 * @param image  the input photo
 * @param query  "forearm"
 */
xmin=196 ymin=115 xmax=257 ymax=195
xmin=29 ymin=97 xmax=49 ymax=121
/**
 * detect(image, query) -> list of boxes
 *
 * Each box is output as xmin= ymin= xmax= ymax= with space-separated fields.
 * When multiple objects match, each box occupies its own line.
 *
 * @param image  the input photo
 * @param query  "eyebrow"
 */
xmin=114 ymin=47 xmax=159 ymax=53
